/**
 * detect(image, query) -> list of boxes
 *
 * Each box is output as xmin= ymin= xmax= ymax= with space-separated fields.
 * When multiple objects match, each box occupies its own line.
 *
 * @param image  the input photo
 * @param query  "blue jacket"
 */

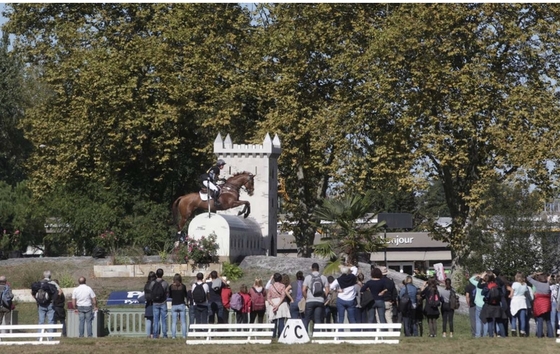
xmin=399 ymin=284 xmax=417 ymax=305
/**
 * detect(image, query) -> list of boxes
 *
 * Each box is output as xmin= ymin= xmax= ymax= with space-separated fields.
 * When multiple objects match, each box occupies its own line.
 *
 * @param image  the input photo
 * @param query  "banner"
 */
xmin=433 ymin=263 xmax=447 ymax=283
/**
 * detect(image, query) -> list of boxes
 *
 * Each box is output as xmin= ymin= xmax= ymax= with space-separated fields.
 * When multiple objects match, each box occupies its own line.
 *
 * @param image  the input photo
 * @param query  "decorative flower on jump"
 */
xmin=175 ymin=233 xmax=219 ymax=264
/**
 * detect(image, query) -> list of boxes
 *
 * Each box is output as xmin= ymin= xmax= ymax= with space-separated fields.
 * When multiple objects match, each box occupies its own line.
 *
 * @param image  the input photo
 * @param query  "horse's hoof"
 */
xmin=237 ymin=211 xmax=243 ymax=216
xmin=244 ymin=214 xmax=249 ymax=219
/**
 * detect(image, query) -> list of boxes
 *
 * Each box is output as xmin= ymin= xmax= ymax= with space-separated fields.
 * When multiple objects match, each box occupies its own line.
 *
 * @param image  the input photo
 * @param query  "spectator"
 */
xmin=139 ymin=271 xmax=156 ymax=338
xmin=527 ymin=272 xmax=554 ymax=338
xmin=469 ymin=273 xmax=488 ymax=337
xmin=192 ymin=273 xmax=209 ymax=325
xmin=249 ymin=278 xmax=266 ymax=324
xmin=421 ymin=277 xmax=440 ymax=338
xmin=439 ymin=278 xmax=455 ymax=338
xmin=52 ymin=279 xmax=66 ymax=337
xmin=221 ymin=277 xmax=232 ymax=324
xmin=152 ymin=268 xmax=169 ymax=339
xmin=324 ymin=275 xmax=338 ymax=324
xmin=71 ymin=276 xmax=98 ymax=338
xmin=399 ymin=275 xmax=418 ymax=337
xmin=510 ymin=272 xmax=529 ymax=337
xmin=380 ymin=267 xmax=398 ymax=323
xmin=465 ymin=274 xmax=477 ymax=337
xmin=354 ymin=271 xmax=367 ymax=323
xmin=0 ymin=275 xmax=13 ymax=332
xmin=238 ymin=284 xmax=252 ymax=324
xmin=169 ymin=273 xmax=188 ymax=339
xmin=415 ymin=283 xmax=424 ymax=337
xmin=282 ymin=274 xmax=294 ymax=308
xmin=206 ymin=271 xmax=225 ymax=324
xmin=360 ymin=267 xmax=388 ymax=324
xmin=550 ymin=273 xmax=560 ymax=337
xmin=479 ymin=272 xmax=506 ymax=337
xmin=289 ymin=271 xmax=304 ymax=319
xmin=330 ymin=265 xmax=357 ymax=324
xmin=32 ymin=270 xmax=61 ymax=330
xmin=186 ymin=281 xmax=195 ymax=330
xmin=266 ymin=272 xmax=290 ymax=338
xmin=302 ymin=263 xmax=329 ymax=332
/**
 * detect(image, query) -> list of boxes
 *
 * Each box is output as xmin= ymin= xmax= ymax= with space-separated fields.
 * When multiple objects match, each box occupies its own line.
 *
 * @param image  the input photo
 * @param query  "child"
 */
xmin=238 ymin=284 xmax=252 ymax=324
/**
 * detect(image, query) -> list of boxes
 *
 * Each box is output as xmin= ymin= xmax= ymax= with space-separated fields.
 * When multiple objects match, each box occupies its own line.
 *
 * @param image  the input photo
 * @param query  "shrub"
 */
xmin=173 ymin=233 xmax=219 ymax=264
xmin=222 ymin=262 xmax=243 ymax=281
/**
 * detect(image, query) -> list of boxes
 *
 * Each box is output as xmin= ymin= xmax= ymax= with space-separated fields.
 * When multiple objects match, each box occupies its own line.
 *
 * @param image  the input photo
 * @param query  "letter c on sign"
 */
xmin=282 ymin=324 xmax=290 ymax=338
xmin=294 ymin=324 xmax=303 ymax=339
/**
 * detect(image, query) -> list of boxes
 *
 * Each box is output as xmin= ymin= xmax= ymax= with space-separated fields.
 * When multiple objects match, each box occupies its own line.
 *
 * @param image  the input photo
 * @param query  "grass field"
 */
xmin=2 ymin=259 xmax=560 ymax=353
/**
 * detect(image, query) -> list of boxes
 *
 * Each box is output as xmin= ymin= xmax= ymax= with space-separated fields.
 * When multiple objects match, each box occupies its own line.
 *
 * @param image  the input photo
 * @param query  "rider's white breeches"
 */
xmin=203 ymin=181 xmax=219 ymax=192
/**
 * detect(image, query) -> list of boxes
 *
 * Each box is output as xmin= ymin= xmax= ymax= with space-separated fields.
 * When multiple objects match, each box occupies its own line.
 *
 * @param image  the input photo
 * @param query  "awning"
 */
xmin=370 ymin=250 xmax=452 ymax=262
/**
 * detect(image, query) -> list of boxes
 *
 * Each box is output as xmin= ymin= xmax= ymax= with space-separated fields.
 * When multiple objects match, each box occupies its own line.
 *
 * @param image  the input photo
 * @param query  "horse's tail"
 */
xmin=171 ymin=196 xmax=182 ymax=230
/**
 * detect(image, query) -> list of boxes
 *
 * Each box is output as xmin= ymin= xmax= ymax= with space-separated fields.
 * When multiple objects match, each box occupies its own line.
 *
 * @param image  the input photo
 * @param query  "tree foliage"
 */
xmin=4 ymin=3 xmax=258 ymax=202
xmin=0 ymin=33 xmax=32 ymax=185
xmin=3 ymin=3 xmax=560 ymax=260
xmin=464 ymin=181 xmax=560 ymax=276
xmin=335 ymin=4 xmax=560 ymax=265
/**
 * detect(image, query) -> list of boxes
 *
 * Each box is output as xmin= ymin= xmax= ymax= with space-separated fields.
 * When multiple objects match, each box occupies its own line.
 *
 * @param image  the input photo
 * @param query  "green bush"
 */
xmin=222 ymin=262 xmax=243 ymax=281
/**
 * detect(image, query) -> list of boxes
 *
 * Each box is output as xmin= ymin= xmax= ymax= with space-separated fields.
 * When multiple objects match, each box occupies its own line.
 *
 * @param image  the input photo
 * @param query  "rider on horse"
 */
xmin=200 ymin=159 xmax=226 ymax=207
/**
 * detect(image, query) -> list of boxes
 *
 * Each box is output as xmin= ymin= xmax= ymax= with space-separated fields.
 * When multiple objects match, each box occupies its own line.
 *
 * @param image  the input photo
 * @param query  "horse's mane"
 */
xmin=232 ymin=171 xmax=252 ymax=176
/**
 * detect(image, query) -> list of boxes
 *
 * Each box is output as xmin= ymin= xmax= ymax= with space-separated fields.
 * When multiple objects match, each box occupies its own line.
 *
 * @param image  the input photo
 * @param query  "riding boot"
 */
xmin=213 ymin=190 xmax=221 ymax=207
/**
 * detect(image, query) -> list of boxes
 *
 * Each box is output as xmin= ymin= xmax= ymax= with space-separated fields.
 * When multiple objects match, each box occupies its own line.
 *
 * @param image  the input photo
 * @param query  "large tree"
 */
xmin=3 ymin=3 xmax=259 ymax=202
xmin=338 ymin=4 xmax=560 ymax=266
xmin=253 ymin=4 xmax=390 ymax=256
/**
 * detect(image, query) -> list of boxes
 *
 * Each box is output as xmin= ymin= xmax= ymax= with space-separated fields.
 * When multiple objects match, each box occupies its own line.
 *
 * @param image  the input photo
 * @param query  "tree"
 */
xmin=337 ymin=4 xmax=560 ymax=266
xmin=254 ymin=4 xmax=390 ymax=256
xmin=0 ymin=33 xmax=32 ymax=185
xmin=3 ymin=3 xmax=259 ymax=202
xmin=463 ymin=181 xmax=560 ymax=276
xmin=314 ymin=190 xmax=386 ymax=272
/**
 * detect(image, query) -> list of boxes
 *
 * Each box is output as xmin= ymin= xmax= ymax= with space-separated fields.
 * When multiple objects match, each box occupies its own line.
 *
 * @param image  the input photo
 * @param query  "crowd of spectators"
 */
xmin=466 ymin=270 xmax=560 ymax=338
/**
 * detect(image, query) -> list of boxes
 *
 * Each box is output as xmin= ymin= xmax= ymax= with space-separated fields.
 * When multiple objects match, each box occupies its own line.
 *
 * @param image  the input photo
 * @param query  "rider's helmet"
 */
xmin=217 ymin=159 xmax=226 ymax=166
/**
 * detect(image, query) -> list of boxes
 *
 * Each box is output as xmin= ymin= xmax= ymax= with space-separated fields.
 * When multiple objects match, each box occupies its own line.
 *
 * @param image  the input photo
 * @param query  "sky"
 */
xmin=0 ymin=3 xmax=6 ymax=36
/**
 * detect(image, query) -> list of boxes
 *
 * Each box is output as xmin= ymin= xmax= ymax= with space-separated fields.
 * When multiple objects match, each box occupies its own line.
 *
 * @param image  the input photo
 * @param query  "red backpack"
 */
xmin=251 ymin=287 xmax=266 ymax=311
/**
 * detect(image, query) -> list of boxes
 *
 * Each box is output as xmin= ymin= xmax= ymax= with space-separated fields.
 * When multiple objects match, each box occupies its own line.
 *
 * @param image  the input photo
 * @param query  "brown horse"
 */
xmin=172 ymin=171 xmax=255 ymax=231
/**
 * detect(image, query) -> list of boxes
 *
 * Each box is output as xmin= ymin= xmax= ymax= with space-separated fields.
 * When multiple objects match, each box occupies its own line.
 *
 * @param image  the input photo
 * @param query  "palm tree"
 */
xmin=314 ymin=190 xmax=387 ymax=274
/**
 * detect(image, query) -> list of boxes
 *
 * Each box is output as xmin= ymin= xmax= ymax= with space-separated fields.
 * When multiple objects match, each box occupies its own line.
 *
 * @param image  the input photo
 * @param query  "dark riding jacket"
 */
xmin=199 ymin=164 xmax=221 ymax=184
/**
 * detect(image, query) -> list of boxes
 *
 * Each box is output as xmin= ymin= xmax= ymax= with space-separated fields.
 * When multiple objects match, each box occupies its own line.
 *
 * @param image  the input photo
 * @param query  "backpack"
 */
xmin=0 ymin=285 xmax=13 ymax=309
xmin=486 ymin=282 xmax=501 ymax=305
xmin=251 ymin=287 xmax=266 ymax=311
xmin=151 ymin=280 xmax=166 ymax=303
xmin=143 ymin=280 xmax=155 ymax=302
xmin=193 ymin=283 xmax=206 ymax=304
xmin=399 ymin=285 xmax=411 ymax=313
xmin=310 ymin=274 xmax=325 ymax=298
xmin=428 ymin=290 xmax=440 ymax=308
xmin=230 ymin=292 xmax=244 ymax=311
xmin=327 ymin=289 xmax=338 ymax=307
xmin=33 ymin=281 xmax=53 ymax=306
xmin=449 ymin=289 xmax=460 ymax=310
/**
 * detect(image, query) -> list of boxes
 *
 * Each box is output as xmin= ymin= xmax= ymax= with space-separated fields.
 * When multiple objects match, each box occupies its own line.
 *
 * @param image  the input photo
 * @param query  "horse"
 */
xmin=171 ymin=171 xmax=255 ymax=231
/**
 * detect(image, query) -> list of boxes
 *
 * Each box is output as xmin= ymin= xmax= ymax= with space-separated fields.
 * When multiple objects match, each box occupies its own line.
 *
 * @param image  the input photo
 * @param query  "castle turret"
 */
xmin=213 ymin=133 xmax=281 ymax=256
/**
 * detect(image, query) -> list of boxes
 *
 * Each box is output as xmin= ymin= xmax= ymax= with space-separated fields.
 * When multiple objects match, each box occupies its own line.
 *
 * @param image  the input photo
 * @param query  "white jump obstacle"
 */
xmin=186 ymin=323 xmax=275 ymax=345
xmin=0 ymin=324 xmax=64 ymax=345
xmin=311 ymin=323 xmax=402 ymax=344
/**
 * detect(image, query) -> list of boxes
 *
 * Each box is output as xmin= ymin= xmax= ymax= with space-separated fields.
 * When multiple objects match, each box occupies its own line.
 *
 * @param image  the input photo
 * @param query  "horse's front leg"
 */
xmin=242 ymin=201 xmax=251 ymax=218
